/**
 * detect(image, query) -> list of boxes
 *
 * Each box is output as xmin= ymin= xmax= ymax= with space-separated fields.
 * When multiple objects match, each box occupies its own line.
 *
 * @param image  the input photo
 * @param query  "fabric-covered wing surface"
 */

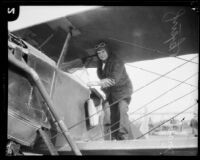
xmin=13 ymin=6 xmax=199 ymax=64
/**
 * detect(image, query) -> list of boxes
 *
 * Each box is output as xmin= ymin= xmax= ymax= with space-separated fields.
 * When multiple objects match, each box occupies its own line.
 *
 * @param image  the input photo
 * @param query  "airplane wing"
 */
xmin=11 ymin=6 xmax=199 ymax=65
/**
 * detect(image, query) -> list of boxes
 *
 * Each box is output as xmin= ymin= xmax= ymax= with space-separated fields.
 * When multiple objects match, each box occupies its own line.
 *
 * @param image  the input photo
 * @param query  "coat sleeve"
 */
xmin=107 ymin=60 xmax=124 ymax=85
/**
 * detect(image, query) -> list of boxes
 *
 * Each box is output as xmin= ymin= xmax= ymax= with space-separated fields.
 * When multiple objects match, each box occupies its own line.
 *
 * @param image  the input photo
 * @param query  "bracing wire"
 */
xmin=67 ymin=55 xmax=198 ymax=130
xmin=68 ymin=94 xmax=131 ymax=130
xmin=128 ymin=73 xmax=197 ymax=117
xmin=92 ymin=89 xmax=197 ymax=140
xmin=50 ymin=86 xmax=197 ymax=141
xmin=131 ymin=55 xmax=198 ymax=94
xmin=126 ymin=64 xmax=197 ymax=88
xmin=173 ymin=56 xmax=198 ymax=65
xmin=136 ymin=103 xmax=197 ymax=139
xmin=88 ymin=72 xmax=197 ymax=138
xmin=48 ymin=55 xmax=198 ymax=140
xmin=49 ymin=56 xmax=95 ymax=140
xmin=108 ymin=37 xmax=198 ymax=65
xmin=49 ymin=56 xmax=198 ymax=141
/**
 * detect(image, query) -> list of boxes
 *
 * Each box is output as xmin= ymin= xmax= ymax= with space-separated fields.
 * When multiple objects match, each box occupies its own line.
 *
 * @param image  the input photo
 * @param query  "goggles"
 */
xmin=95 ymin=42 xmax=106 ymax=50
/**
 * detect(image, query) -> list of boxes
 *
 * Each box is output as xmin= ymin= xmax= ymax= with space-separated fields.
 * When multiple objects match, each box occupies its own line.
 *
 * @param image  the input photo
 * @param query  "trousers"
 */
xmin=106 ymin=95 xmax=134 ymax=140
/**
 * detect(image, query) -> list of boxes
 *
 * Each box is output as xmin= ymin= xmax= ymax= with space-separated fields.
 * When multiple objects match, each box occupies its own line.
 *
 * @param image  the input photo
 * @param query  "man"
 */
xmin=86 ymin=42 xmax=134 ymax=140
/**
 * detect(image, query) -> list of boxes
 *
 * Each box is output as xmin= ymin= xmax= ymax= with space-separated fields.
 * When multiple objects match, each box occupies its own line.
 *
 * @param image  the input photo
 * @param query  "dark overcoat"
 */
xmin=97 ymin=54 xmax=133 ymax=102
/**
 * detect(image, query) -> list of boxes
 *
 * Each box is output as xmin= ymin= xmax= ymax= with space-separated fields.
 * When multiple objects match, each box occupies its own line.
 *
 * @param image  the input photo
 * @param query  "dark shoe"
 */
xmin=116 ymin=135 xmax=125 ymax=140
xmin=116 ymin=133 xmax=128 ymax=140
xmin=111 ymin=137 xmax=117 ymax=141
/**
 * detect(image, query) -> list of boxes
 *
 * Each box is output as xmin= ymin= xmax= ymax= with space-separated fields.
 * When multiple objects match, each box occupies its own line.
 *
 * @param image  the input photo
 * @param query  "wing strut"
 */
xmin=50 ymin=28 xmax=72 ymax=98
xmin=8 ymin=52 xmax=82 ymax=156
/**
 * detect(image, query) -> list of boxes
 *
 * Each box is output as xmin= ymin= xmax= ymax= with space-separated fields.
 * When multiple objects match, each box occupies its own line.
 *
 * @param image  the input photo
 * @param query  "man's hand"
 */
xmin=87 ymin=81 xmax=99 ymax=87
xmin=100 ymin=78 xmax=115 ymax=88
xmin=87 ymin=78 xmax=115 ymax=88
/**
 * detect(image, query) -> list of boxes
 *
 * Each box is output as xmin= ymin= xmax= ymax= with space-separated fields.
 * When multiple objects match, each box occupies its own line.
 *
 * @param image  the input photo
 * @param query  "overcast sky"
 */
xmin=75 ymin=54 xmax=198 ymax=123
xmin=8 ymin=6 xmax=100 ymax=31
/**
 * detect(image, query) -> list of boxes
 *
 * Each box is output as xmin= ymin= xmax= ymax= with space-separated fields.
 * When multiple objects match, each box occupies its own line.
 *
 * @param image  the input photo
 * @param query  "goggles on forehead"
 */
xmin=96 ymin=50 xmax=106 ymax=55
xmin=95 ymin=42 xmax=106 ymax=50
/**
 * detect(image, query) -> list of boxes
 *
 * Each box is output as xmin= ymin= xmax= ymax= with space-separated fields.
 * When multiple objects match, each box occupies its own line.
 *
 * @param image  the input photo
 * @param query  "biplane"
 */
xmin=7 ymin=6 xmax=198 ymax=155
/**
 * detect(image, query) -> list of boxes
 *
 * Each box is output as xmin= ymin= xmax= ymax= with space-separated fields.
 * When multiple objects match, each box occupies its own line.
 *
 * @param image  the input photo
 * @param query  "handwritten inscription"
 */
xmin=162 ymin=9 xmax=186 ymax=56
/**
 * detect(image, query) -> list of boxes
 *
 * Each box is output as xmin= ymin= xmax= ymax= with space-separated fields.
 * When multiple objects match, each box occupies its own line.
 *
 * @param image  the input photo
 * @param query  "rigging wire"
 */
xmin=174 ymin=56 xmax=198 ymax=64
xmin=108 ymin=37 xmax=198 ymax=65
xmin=131 ymin=55 xmax=198 ymax=94
xmin=49 ymin=56 xmax=198 ymax=140
xmin=130 ymin=73 xmax=197 ymax=114
xmin=48 ymin=54 xmax=198 ymax=140
xmin=88 ymin=72 xmax=197 ymax=137
xmin=126 ymin=64 xmax=197 ymax=88
xmin=92 ymin=89 xmax=197 ymax=140
xmin=68 ymin=55 xmax=197 ymax=130
xmin=50 ymin=56 xmax=95 ymax=140
xmin=50 ymin=77 xmax=197 ymax=141
xmin=136 ymin=103 xmax=197 ymax=139
xmin=78 ymin=27 xmax=198 ymax=65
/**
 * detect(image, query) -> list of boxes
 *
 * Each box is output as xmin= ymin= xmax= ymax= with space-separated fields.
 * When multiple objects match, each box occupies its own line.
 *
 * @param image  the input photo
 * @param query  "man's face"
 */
xmin=97 ymin=48 xmax=108 ymax=61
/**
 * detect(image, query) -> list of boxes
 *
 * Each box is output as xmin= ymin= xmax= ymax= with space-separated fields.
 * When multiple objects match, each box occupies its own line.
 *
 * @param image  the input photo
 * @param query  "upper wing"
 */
xmin=11 ymin=6 xmax=199 ymax=65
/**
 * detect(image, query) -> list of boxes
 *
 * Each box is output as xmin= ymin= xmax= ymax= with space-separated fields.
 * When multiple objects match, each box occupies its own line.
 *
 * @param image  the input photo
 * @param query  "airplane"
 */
xmin=7 ymin=6 xmax=198 ymax=155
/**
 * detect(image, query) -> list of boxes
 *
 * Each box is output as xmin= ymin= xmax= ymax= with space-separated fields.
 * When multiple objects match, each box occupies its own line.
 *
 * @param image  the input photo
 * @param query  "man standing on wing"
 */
xmin=87 ymin=42 xmax=134 ymax=140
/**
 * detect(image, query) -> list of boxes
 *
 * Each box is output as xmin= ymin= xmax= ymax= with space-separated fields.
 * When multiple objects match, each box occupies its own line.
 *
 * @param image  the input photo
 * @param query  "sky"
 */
xmin=8 ymin=6 xmax=199 ymax=123
xmin=74 ymin=54 xmax=198 ymax=123
xmin=8 ymin=6 xmax=100 ymax=32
